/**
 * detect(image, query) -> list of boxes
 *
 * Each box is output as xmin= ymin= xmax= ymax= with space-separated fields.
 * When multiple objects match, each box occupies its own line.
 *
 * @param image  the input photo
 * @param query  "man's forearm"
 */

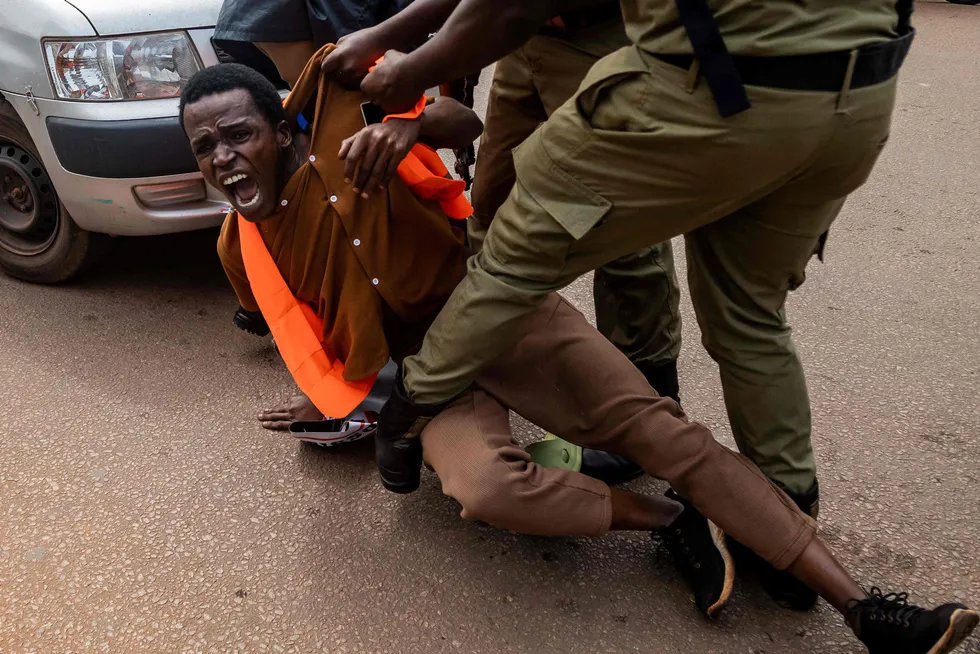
xmin=370 ymin=0 xmax=463 ymax=52
xmin=370 ymin=0 xmax=609 ymax=55
xmin=394 ymin=0 xmax=552 ymax=95
xmin=417 ymin=96 xmax=484 ymax=151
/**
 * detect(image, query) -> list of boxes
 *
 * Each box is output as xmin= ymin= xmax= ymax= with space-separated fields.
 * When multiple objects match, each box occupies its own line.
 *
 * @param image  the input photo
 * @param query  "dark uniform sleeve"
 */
xmin=216 ymin=213 xmax=259 ymax=313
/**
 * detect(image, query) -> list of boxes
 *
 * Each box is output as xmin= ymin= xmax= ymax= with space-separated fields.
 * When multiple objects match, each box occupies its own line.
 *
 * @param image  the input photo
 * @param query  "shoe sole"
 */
xmin=928 ymin=608 xmax=980 ymax=654
xmin=706 ymin=521 xmax=736 ymax=619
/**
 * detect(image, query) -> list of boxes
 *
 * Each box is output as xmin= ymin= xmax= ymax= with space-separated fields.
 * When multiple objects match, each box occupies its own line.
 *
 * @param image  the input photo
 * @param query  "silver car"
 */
xmin=0 ymin=0 xmax=230 ymax=283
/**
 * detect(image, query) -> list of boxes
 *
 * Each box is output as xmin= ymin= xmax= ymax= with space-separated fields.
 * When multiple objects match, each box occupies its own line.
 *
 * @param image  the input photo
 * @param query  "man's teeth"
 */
xmin=238 ymin=191 xmax=261 ymax=208
xmin=223 ymin=173 xmax=248 ymax=186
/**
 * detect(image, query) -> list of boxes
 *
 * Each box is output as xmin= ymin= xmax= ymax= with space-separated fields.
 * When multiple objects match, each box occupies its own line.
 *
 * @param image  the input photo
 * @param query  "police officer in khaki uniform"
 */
xmin=326 ymin=0 xmax=918 ymax=610
xmin=319 ymin=2 xmax=980 ymax=651
xmin=468 ymin=4 xmax=683 ymax=486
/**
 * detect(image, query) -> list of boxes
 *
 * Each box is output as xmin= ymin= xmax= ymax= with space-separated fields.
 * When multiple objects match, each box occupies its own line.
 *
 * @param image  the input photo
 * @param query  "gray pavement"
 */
xmin=2 ymin=2 xmax=979 ymax=652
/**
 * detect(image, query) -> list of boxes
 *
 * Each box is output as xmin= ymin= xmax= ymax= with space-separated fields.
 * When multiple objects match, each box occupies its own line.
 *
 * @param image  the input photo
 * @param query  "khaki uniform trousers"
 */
xmin=470 ymin=25 xmax=682 ymax=368
xmin=420 ymin=293 xmax=815 ymax=570
xmin=406 ymin=45 xmax=897 ymax=495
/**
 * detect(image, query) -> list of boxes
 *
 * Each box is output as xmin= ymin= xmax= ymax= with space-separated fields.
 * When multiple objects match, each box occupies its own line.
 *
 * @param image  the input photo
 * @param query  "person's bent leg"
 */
xmin=401 ymin=47 xmax=831 ymax=406
xmin=476 ymin=294 xmax=816 ymax=569
xmin=419 ymin=389 xmax=681 ymax=535
xmin=686 ymin=208 xmax=827 ymax=499
xmin=685 ymin=88 xmax=899 ymax=608
xmin=473 ymin=294 xmax=980 ymax=647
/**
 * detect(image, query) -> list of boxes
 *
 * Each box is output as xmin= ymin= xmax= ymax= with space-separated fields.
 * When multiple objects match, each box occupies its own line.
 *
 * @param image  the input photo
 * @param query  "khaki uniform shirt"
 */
xmin=624 ymin=0 xmax=902 ymax=56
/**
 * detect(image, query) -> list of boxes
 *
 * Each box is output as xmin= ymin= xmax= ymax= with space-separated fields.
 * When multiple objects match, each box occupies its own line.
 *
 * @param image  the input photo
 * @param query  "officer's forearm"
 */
xmin=417 ymin=96 xmax=484 ymax=151
xmin=394 ymin=0 xmax=551 ymax=94
xmin=368 ymin=0 xmax=610 ymax=55
xmin=369 ymin=0 xmax=463 ymax=52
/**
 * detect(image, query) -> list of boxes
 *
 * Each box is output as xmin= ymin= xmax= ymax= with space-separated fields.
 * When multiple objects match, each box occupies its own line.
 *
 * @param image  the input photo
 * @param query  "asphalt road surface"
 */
xmin=2 ymin=3 xmax=978 ymax=652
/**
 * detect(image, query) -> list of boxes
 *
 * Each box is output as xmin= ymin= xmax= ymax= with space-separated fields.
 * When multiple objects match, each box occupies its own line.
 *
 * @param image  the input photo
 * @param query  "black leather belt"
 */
xmin=652 ymin=30 xmax=915 ymax=94
xmin=670 ymin=0 xmax=914 ymax=117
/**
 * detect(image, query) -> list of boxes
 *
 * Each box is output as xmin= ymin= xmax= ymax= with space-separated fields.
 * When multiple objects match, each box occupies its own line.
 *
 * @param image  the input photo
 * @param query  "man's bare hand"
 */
xmin=360 ymin=50 xmax=425 ymax=114
xmin=338 ymin=117 xmax=422 ymax=198
xmin=259 ymin=394 xmax=323 ymax=431
xmin=321 ymin=28 xmax=385 ymax=89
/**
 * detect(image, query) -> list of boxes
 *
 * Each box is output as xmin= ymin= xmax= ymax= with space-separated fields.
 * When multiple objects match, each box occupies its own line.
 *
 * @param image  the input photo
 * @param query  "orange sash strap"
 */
xmin=238 ymin=214 xmax=375 ymax=418
xmin=378 ymin=75 xmax=473 ymax=220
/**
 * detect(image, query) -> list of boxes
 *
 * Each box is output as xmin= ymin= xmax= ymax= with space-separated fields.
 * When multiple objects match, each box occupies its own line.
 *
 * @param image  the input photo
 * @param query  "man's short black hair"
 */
xmin=179 ymin=63 xmax=286 ymax=133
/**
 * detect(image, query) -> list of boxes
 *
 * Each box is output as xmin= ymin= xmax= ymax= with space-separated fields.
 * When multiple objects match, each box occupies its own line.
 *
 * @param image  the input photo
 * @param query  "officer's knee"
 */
xmin=697 ymin=315 xmax=795 ymax=366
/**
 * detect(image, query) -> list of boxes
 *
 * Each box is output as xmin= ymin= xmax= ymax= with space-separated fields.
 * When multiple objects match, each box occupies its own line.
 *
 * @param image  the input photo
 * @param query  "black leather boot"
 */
xmin=579 ymin=359 xmax=681 ymax=485
xmin=580 ymin=450 xmax=645 ymax=485
xmin=375 ymin=369 xmax=449 ymax=494
xmin=233 ymin=305 xmax=270 ymax=337
xmin=637 ymin=359 xmax=681 ymax=404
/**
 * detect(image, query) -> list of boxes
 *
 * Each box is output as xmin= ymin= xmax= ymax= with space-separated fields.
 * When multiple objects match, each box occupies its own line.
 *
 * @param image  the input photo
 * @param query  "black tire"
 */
xmin=0 ymin=100 xmax=107 ymax=284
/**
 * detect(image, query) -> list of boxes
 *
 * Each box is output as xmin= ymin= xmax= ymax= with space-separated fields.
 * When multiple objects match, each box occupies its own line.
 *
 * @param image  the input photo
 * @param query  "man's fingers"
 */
xmin=382 ymin=147 xmax=403 ymax=187
xmin=320 ymin=51 xmax=340 ymax=74
xmin=338 ymin=136 xmax=354 ymax=160
xmin=353 ymin=139 xmax=382 ymax=194
xmin=258 ymin=410 xmax=292 ymax=421
xmin=362 ymin=148 xmax=392 ymax=197
xmin=260 ymin=420 xmax=293 ymax=431
xmin=343 ymin=134 xmax=368 ymax=183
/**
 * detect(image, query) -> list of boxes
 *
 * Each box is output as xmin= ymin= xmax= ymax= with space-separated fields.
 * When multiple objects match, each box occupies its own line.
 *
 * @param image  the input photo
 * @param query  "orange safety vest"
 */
xmin=237 ymin=94 xmax=471 ymax=418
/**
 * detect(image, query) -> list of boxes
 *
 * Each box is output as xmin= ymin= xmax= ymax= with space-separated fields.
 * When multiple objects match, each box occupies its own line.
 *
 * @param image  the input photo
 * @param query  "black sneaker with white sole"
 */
xmin=655 ymin=489 xmax=735 ymax=618
xmin=847 ymin=587 xmax=979 ymax=654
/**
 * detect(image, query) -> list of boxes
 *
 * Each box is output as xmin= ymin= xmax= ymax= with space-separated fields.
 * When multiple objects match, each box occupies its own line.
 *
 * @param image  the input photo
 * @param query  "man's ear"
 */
xmin=276 ymin=120 xmax=293 ymax=149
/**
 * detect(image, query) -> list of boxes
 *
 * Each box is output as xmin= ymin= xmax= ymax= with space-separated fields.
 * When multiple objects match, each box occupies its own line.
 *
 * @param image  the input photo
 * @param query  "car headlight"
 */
xmin=43 ymin=32 xmax=201 ymax=101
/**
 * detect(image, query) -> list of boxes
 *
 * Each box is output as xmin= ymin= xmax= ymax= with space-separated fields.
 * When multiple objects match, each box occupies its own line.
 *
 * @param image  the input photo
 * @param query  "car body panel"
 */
xmin=60 ymin=0 xmax=224 ymax=37
xmin=0 ymin=13 xmax=229 ymax=237
xmin=0 ymin=0 xmax=96 ymax=97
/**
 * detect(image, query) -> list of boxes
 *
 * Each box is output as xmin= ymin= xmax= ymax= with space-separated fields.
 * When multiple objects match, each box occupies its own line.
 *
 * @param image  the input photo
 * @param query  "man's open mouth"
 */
xmin=223 ymin=173 xmax=261 ymax=209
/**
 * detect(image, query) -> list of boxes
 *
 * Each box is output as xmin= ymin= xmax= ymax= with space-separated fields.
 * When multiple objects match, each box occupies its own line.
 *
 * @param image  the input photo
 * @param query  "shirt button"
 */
xmin=372 ymin=278 xmax=379 ymax=286
xmin=280 ymin=199 xmax=288 ymax=207
xmin=353 ymin=239 xmax=361 ymax=246
xmin=309 ymin=155 xmax=316 ymax=162
xmin=329 ymin=195 xmax=338 ymax=203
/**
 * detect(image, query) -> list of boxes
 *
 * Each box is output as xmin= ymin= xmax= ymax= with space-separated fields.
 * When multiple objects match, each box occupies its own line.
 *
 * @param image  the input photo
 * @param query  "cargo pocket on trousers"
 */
xmin=513 ymin=143 xmax=612 ymax=240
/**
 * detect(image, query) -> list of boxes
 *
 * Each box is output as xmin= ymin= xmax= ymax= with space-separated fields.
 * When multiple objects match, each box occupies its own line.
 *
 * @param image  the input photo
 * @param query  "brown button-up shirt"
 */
xmin=218 ymin=47 xmax=467 ymax=382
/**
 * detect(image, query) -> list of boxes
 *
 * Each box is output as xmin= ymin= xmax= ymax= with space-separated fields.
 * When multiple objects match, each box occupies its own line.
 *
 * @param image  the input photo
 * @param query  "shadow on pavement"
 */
xmin=73 ymin=228 xmax=229 ymax=294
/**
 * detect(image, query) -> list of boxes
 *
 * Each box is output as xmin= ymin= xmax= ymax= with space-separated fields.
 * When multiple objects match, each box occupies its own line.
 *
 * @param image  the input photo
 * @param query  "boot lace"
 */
xmin=847 ymin=587 xmax=927 ymax=628
xmin=653 ymin=526 xmax=701 ymax=570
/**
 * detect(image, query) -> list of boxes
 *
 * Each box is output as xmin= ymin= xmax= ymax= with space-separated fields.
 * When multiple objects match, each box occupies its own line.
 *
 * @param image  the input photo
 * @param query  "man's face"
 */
xmin=183 ymin=88 xmax=290 ymax=221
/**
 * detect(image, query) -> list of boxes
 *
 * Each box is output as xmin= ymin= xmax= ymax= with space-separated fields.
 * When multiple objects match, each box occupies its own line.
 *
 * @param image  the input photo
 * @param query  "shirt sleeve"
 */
xmin=216 ymin=214 xmax=259 ymax=312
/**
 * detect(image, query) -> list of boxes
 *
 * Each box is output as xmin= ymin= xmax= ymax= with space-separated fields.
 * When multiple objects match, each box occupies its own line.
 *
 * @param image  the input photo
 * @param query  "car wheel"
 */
xmin=0 ymin=100 xmax=107 ymax=284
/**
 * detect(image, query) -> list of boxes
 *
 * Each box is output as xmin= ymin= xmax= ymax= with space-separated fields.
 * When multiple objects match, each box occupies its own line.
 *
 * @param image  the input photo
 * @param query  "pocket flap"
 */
xmin=513 ymin=135 xmax=611 ymax=240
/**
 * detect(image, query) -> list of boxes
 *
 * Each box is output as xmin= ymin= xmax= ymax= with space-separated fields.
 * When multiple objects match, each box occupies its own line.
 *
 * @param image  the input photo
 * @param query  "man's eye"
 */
xmin=233 ymin=130 xmax=250 ymax=141
xmin=195 ymin=143 xmax=213 ymax=156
